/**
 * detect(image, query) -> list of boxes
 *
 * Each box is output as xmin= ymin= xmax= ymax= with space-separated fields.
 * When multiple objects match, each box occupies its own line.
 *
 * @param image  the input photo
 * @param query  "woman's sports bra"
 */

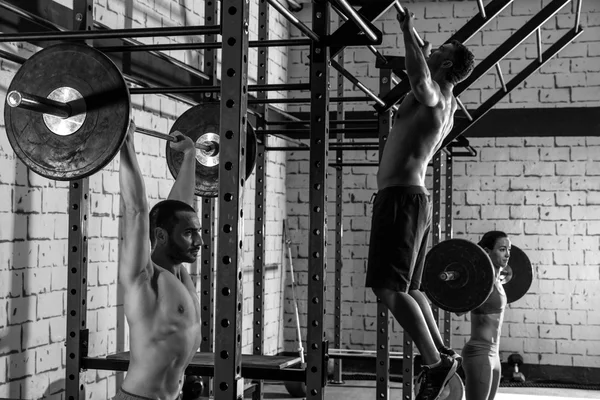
xmin=472 ymin=281 xmax=507 ymax=315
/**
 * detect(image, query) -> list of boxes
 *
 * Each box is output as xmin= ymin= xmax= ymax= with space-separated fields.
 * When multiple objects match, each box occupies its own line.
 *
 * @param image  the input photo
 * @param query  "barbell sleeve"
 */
xmin=439 ymin=271 xmax=460 ymax=281
xmin=7 ymin=90 xmax=73 ymax=119
xmin=6 ymin=90 xmax=213 ymax=152
xmin=394 ymin=0 xmax=426 ymax=48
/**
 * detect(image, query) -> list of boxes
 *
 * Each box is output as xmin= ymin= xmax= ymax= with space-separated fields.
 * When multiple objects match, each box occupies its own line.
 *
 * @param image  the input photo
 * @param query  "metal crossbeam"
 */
xmin=329 ymin=0 xmax=394 ymax=58
xmin=441 ymin=26 xmax=583 ymax=149
xmin=378 ymin=0 xmax=514 ymax=112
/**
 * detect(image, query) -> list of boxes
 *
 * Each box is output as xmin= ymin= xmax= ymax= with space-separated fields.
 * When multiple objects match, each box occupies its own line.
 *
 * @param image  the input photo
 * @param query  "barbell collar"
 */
xmin=7 ymin=90 xmax=73 ymax=119
xmin=439 ymin=271 xmax=460 ymax=281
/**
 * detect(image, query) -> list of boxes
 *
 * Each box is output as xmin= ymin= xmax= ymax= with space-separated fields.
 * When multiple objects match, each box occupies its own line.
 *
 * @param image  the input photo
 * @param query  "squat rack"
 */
xmin=0 ymin=0 xmax=584 ymax=399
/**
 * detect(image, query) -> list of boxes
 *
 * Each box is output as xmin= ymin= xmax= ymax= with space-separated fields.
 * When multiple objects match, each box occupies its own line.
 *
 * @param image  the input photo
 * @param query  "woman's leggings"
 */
xmin=461 ymin=342 xmax=502 ymax=400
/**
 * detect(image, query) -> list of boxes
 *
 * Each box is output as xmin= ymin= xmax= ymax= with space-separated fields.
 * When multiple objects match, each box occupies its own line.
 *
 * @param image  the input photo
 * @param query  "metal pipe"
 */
xmin=6 ymin=89 xmax=211 ymax=151
xmin=97 ymin=38 xmax=312 ymax=52
xmin=94 ymin=22 xmax=210 ymax=81
xmin=330 ymin=59 xmax=386 ymax=107
xmin=575 ymin=0 xmax=583 ymax=32
xmin=266 ymin=146 xmax=379 ymax=151
xmin=265 ymin=119 xmax=377 ymax=126
xmin=476 ymin=0 xmax=487 ymax=19
xmin=256 ymin=127 xmax=378 ymax=135
xmin=7 ymin=90 xmax=73 ymax=118
xmin=130 ymin=83 xmax=310 ymax=95
xmin=495 ymin=63 xmax=507 ymax=92
xmin=0 ymin=25 xmax=221 ymax=42
xmin=0 ymin=48 xmax=26 ymax=65
xmin=439 ymin=271 xmax=460 ymax=281
xmin=135 ymin=127 xmax=213 ymax=151
xmin=329 ymin=162 xmax=378 ymax=167
xmin=249 ymin=96 xmax=372 ymax=104
xmin=456 ymin=97 xmax=473 ymax=122
xmin=330 ymin=1 xmax=387 ymax=64
xmin=393 ymin=1 xmax=425 ymax=47
xmin=333 ymin=0 xmax=379 ymax=42
xmin=0 ymin=0 xmax=66 ymax=32
xmin=536 ymin=28 xmax=543 ymax=63
xmin=266 ymin=0 xmax=320 ymax=42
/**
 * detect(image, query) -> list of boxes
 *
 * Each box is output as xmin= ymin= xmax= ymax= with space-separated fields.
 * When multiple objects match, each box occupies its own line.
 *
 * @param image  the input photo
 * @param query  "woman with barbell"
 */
xmin=461 ymin=231 xmax=510 ymax=400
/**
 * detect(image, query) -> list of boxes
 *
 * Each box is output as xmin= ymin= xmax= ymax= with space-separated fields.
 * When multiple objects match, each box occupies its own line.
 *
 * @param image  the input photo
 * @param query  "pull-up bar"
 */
xmin=334 ymin=0 xmax=379 ymax=43
xmin=393 ymin=0 xmax=425 ymax=47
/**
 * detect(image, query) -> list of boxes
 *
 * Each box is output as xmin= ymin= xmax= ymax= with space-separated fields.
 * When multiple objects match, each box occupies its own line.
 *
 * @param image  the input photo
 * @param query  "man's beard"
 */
xmin=167 ymin=236 xmax=197 ymax=263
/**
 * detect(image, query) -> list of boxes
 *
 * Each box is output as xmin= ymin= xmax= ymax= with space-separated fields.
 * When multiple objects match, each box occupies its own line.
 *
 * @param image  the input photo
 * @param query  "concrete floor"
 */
xmin=257 ymin=381 xmax=600 ymax=400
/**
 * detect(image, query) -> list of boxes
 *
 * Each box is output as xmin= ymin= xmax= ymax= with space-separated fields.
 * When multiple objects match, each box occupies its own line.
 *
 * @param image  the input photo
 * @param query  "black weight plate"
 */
xmin=503 ymin=244 xmax=533 ymax=304
xmin=423 ymin=238 xmax=495 ymax=313
xmin=166 ymin=103 xmax=257 ymax=197
xmin=5 ymin=42 xmax=130 ymax=180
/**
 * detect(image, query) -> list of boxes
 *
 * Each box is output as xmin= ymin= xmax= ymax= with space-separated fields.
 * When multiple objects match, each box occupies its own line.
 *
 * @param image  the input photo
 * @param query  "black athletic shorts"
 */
xmin=365 ymin=185 xmax=432 ymax=293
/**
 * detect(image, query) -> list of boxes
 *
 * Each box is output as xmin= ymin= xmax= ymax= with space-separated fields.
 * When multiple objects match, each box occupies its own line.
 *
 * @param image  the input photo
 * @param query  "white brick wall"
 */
xmin=0 ymin=0 xmax=290 ymax=397
xmin=284 ymin=0 xmax=600 ymax=372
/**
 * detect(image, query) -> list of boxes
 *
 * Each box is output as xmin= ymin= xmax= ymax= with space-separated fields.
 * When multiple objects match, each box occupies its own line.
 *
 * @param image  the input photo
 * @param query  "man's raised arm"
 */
xmin=399 ymin=8 xmax=440 ymax=107
xmin=167 ymin=132 xmax=197 ymax=207
xmin=119 ymin=122 xmax=153 ymax=286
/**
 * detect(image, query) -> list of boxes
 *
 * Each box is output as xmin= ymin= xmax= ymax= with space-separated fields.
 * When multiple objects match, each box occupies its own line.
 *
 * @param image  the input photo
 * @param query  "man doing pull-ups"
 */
xmin=366 ymin=7 xmax=475 ymax=400
xmin=116 ymin=122 xmax=202 ymax=400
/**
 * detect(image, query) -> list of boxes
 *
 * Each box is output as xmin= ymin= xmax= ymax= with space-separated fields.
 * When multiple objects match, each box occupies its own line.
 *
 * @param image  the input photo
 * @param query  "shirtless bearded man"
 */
xmin=116 ymin=122 xmax=202 ymax=399
xmin=365 ymin=7 xmax=475 ymax=400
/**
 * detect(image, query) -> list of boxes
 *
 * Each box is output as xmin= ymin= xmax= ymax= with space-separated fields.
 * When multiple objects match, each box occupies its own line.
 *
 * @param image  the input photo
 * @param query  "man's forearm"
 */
xmin=168 ymin=151 xmax=196 ymax=206
xmin=404 ymin=31 xmax=430 ymax=82
xmin=119 ymin=140 xmax=148 ymax=212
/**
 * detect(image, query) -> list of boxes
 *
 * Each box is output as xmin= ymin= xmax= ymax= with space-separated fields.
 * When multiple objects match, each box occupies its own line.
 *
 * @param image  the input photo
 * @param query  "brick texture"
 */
xmin=285 ymin=0 xmax=600 ymax=371
xmin=0 ymin=0 xmax=290 ymax=396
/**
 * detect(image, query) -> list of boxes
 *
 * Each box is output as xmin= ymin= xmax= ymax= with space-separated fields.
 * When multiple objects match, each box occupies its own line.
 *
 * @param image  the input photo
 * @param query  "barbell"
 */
xmin=4 ymin=42 xmax=257 ymax=197
xmin=422 ymin=238 xmax=533 ymax=313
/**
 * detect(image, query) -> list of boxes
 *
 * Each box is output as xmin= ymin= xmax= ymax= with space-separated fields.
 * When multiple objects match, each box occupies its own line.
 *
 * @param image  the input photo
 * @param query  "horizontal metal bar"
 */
xmin=94 ymin=21 xmax=210 ymax=81
xmin=267 ymin=0 xmax=320 ymax=42
xmin=334 ymin=0 xmax=378 ymax=42
xmin=265 ymin=146 xmax=379 ymax=151
xmin=256 ymin=128 xmax=378 ymax=135
xmin=136 ymin=127 xmax=212 ymax=151
xmin=249 ymin=96 xmax=372 ymax=105
xmin=130 ymin=83 xmax=310 ymax=95
xmin=441 ymin=27 xmax=583 ymax=150
xmin=82 ymin=357 xmax=307 ymax=382
xmin=329 ymin=162 xmax=378 ymax=167
xmin=330 ymin=59 xmax=386 ymax=107
xmin=264 ymin=119 xmax=377 ymax=127
xmin=0 ymin=25 xmax=221 ymax=42
xmin=97 ymin=38 xmax=312 ymax=52
xmin=0 ymin=0 xmax=67 ymax=32
xmin=330 ymin=1 xmax=387 ymax=64
xmin=7 ymin=90 xmax=73 ymax=118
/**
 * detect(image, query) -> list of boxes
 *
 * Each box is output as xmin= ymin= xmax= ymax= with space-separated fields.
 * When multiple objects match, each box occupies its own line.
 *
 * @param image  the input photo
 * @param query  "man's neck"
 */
xmin=151 ymin=251 xmax=181 ymax=275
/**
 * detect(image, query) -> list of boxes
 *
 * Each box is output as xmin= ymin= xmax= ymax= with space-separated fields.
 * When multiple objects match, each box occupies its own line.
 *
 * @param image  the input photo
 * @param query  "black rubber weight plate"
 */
xmin=5 ymin=42 xmax=130 ymax=180
xmin=166 ymin=102 xmax=257 ymax=197
xmin=423 ymin=238 xmax=495 ymax=313
xmin=504 ymin=244 xmax=533 ymax=304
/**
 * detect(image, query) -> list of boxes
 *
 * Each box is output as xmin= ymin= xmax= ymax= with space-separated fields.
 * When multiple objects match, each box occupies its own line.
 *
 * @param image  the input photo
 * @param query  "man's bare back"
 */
xmin=118 ymin=126 xmax=202 ymax=399
xmin=377 ymin=89 xmax=457 ymax=190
